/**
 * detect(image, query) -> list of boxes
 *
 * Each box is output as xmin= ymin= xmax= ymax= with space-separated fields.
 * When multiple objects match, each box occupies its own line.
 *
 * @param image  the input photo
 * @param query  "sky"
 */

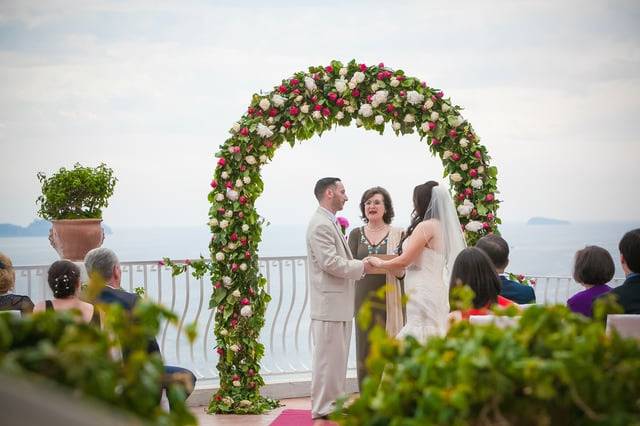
xmin=0 ymin=0 xmax=639 ymax=228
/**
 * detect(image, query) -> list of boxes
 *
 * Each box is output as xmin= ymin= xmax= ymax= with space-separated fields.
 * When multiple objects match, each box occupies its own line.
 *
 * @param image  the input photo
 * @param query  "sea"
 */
xmin=2 ymin=221 xmax=638 ymax=278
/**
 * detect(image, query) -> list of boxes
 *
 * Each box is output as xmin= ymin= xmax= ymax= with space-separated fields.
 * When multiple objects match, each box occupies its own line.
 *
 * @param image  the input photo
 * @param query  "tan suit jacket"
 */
xmin=306 ymin=207 xmax=364 ymax=321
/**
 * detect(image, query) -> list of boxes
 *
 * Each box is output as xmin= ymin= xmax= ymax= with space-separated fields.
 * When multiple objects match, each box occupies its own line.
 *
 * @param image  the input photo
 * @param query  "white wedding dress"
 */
xmin=396 ymin=241 xmax=449 ymax=342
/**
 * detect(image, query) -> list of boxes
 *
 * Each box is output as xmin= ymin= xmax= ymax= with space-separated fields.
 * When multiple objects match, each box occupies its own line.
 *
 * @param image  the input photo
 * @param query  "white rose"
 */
xmin=323 ymin=74 xmax=330 ymax=82
xmin=226 ymin=189 xmax=239 ymax=201
xmin=243 ymin=176 xmax=251 ymax=184
xmin=465 ymin=221 xmax=484 ymax=232
xmin=242 ymin=224 xmax=250 ymax=232
xmin=424 ymin=99 xmax=434 ymax=110
xmin=240 ymin=263 xmax=248 ymax=271
xmin=403 ymin=114 xmax=415 ymax=123
xmin=471 ymin=178 xmax=483 ymax=189
xmin=232 ymin=380 xmax=241 ymax=387
xmin=348 ymin=81 xmax=356 ymax=90
xmin=420 ymin=122 xmax=430 ymax=133
xmin=356 ymin=118 xmax=363 ymax=126
xmin=370 ymin=83 xmax=379 ymax=92
xmin=459 ymin=138 xmax=469 ymax=148
xmin=304 ymin=76 xmax=316 ymax=92
xmin=339 ymin=67 xmax=347 ymax=76
xmin=267 ymin=117 xmax=274 ymax=124
xmin=441 ymin=103 xmax=450 ymax=112
xmin=224 ymin=210 xmax=233 ymax=218
xmin=374 ymin=115 xmax=384 ymax=125
xmin=430 ymin=111 xmax=440 ymax=121
xmin=220 ymin=220 xmax=229 ymax=229
xmin=335 ymin=111 xmax=344 ymax=120
xmin=457 ymin=199 xmax=474 ymax=216
xmin=258 ymin=98 xmax=270 ymax=111
xmin=259 ymin=154 xmax=268 ymax=163
xmin=389 ymin=78 xmax=400 ymax=87
xmin=359 ymin=103 xmax=373 ymax=117
xmin=232 ymin=122 xmax=241 ymax=133
xmin=215 ymin=252 xmax=225 ymax=261
xmin=312 ymin=110 xmax=322 ymax=119
xmin=300 ymin=104 xmax=310 ymax=114
xmin=271 ymin=94 xmax=286 ymax=107
xmin=232 ymin=289 xmax=241 ymax=298
xmin=222 ymin=397 xmax=234 ymax=405
xmin=353 ymin=71 xmax=365 ymax=83
xmin=227 ymin=242 xmax=237 ymax=250
xmin=239 ymin=400 xmax=252 ymax=408
xmin=335 ymin=78 xmax=347 ymax=93
xmin=478 ymin=166 xmax=485 ymax=174
xmin=241 ymin=305 xmax=253 ymax=317
xmin=295 ymin=95 xmax=303 ymax=103
xmin=209 ymin=218 xmax=218 ymax=227
xmin=215 ymin=193 xmax=225 ymax=202
xmin=443 ymin=150 xmax=453 ymax=160
xmin=222 ymin=276 xmax=232 ymax=287
xmin=221 ymin=171 xmax=229 ymax=180
xmin=371 ymin=90 xmax=388 ymax=107
xmin=406 ymin=90 xmax=424 ymax=105
xmin=230 ymin=344 xmax=240 ymax=353
xmin=450 ymin=116 xmax=464 ymax=127
xmin=245 ymin=155 xmax=257 ymax=165
xmin=450 ymin=172 xmax=463 ymax=182
xmin=346 ymin=106 xmax=356 ymax=113
xmin=220 ymin=329 xmax=228 ymax=336
xmin=392 ymin=122 xmax=401 ymax=131
xmin=460 ymin=163 xmax=469 ymax=171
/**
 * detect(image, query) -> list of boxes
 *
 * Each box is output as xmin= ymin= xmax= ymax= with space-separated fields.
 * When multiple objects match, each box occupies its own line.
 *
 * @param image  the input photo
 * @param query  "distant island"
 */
xmin=526 ymin=217 xmax=571 ymax=225
xmin=0 ymin=219 xmax=113 ymax=237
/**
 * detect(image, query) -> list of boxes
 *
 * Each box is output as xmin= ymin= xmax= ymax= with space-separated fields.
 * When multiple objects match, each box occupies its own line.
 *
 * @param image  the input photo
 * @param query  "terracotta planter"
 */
xmin=49 ymin=219 xmax=105 ymax=261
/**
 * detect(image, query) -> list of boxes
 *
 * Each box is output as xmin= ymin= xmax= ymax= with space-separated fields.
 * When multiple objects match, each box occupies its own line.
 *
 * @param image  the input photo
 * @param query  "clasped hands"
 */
xmin=361 ymin=256 xmax=405 ymax=279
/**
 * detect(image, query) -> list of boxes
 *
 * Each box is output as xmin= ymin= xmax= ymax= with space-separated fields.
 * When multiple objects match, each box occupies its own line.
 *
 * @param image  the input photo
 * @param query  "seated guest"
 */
xmin=475 ymin=235 xmax=536 ymax=304
xmin=33 ymin=260 xmax=99 ymax=325
xmin=84 ymin=247 xmax=196 ymax=403
xmin=449 ymin=247 xmax=515 ymax=319
xmin=567 ymin=246 xmax=614 ymax=317
xmin=0 ymin=252 xmax=34 ymax=316
xmin=606 ymin=229 xmax=640 ymax=314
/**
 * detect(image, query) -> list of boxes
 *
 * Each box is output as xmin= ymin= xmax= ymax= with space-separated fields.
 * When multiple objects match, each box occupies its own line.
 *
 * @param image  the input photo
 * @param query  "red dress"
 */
xmin=461 ymin=296 xmax=514 ymax=320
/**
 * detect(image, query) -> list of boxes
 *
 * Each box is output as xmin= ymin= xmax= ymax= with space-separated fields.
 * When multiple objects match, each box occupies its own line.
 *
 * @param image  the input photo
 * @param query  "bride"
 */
xmin=367 ymin=181 xmax=466 ymax=342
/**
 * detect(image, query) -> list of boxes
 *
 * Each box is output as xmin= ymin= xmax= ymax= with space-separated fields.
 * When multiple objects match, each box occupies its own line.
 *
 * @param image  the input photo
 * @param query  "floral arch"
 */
xmin=204 ymin=60 xmax=499 ymax=413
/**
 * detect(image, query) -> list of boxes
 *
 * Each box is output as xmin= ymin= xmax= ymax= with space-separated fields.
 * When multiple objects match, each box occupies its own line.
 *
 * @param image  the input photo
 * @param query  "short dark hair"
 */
xmin=314 ymin=177 xmax=341 ymax=201
xmin=449 ymin=247 xmax=502 ymax=309
xmin=619 ymin=228 xmax=640 ymax=273
xmin=47 ymin=260 xmax=80 ymax=299
xmin=359 ymin=186 xmax=395 ymax=224
xmin=572 ymin=246 xmax=615 ymax=285
xmin=475 ymin=234 xmax=509 ymax=270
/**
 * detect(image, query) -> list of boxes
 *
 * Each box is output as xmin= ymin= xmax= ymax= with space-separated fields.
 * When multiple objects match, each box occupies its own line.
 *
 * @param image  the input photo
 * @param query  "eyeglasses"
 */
xmin=364 ymin=200 xmax=384 ymax=206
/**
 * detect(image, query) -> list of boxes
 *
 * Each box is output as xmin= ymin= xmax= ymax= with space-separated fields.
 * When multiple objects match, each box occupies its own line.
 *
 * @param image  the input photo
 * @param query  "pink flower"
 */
xmin=210 ymin=180 xmax=218 ymax=188
xmin=230 ymin=233 xmax=239 ymax=242
xmin=428 ymin=122 xmax=436 ymax=130
xmin=322 ymin=107 xmax=331 ymax=117
xmin=283 ymin=120 xmax=292 ymax=129
xmin=436 ymin=91 xmax=444 ymax=98
xmin=325 ymin=65 xmax=334 ymax=73
xmin=278 ymin=85 xmax=288 ymax=94
xmin=239 ymin=195 xmax=248 ymax=204
xmin=474 ymin=151 xmax=482 ymax=159
xmin=386 ymin=104 xmax=395 ymax=112
xmin=336 ymin=216 xmax=349 ymax=235
xmin=231 ymin=263 xmax=239 ymax=272
xmin=378 ymin=62 xmax=385 ymax=68
xmin=359 ymin=63 xmax=367 ymax=71
xmin=336 ymin=98 xmax=345 ymax=107
xmin=487 ymin=213 xmax=495 ymax=221
xmin=327 ymin=92 xmax=338 ymax=102
xmin=158 ymin=260 xmax=165 ymax=266
xmin=216 ymin=347 xmax=224 ymax=356
xmin=289 ymin=106 xmax=300 ymax=116
xmin=351 ymin=89 xmax=360 ymax=97
xmin=239 ymin=127 xmax=249 ymax=137
xmin=217 ymin=158 xmax=226 ymax=167
xmin=469 ymin=169 xmax=478 ymax=178
xmin=245 ymin=251 xmax=251 ymax=259
xmin=431 ymin=138 xmax=441 ymax=146
xmin=269 ymin=108 xmax=278 ymax=117
xmin=464 ymin=188 xmax=473 ymax=197
xmin=449 ymin=129 xmax=458 ymax=138
xmin=314 ymin=104 xmax=323 ymax=111
xmin=225 ymin=181 xmax=233 ymax=189
xmin=485 ymin=193 xmax=495 ymax=202
xmin=241 ymin=298 xmax=250 ymax=306
xmin=482 ymin=222 xmax=490 ymax=230
xmin=290 ymin=78 xmax=299 ymax=86
xmin=451 ymin=153 xmax=461 ymax=161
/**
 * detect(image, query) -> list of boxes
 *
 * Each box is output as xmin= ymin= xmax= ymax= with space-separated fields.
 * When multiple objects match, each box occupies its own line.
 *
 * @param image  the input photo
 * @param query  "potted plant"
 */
xmin=36 ymin=163 xmax=117 ymax=261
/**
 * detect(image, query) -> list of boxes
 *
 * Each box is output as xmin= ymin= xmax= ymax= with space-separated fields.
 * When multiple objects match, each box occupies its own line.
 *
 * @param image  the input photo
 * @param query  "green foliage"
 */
xmin=0 ymin=301 xmax=196 ymax=426
xmin=336 ymin=302 xmax=640 ymax=425
xmin=36 ymin=163 xmax=117 ymax=220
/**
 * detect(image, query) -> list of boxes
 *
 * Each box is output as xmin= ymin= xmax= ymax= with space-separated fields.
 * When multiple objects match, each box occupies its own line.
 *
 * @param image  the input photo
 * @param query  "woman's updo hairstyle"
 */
xmin=47 ymin=260 xmax=80 ymax=298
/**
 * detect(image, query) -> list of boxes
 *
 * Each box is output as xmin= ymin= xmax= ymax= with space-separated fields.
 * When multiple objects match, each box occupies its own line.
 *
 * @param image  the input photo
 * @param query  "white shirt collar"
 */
xmin=319 ymin=206 xmax=337 ymax=223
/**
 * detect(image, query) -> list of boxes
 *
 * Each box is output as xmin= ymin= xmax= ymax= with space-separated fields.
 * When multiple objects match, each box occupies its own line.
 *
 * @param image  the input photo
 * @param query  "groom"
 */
xmin=306 ymin=177 xmax=372 ymax=420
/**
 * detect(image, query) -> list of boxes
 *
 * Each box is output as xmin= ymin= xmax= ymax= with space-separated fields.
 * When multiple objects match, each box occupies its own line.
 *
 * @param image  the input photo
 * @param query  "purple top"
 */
xmin=567 ymin=285 xmax=612 ymax=317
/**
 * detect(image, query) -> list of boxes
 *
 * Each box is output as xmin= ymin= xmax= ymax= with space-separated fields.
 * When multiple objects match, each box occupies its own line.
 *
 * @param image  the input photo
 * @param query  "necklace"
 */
xmin=360 ymin=226 xmax=389 ymax=255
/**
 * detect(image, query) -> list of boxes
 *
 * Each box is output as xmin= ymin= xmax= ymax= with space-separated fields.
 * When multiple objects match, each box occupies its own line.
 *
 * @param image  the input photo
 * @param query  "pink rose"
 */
xmin=428 ymin=122 xmax=436 ymax=130
xmin=351 ymin=89 xmax=360 ymax=97
xmin=269 ymin=108 xmax=278 ymax=117
xmin=325 ymin=65 xmax=334 ymax=73
xmin=469 ymin=169 xmax=478 ymax=178
xmin=327 ymin=92 xmax=338 ymax=102
xmin=241 ymin=298 xmax=250 ymax=305
xmin=217 ymin=158 xmax=226 ymax=167
xmin=359 ymin=63 xmax=367 ymax=71
xmin=386 ymin=104 xmax=395 ymax=112
xmin=289 ymin=106 xmax=299 ymax=116
xmin=336 ymin=98 xmax=345 ymax=107
xmin=278 ymin=85 xmax=287 ymax=94
xmin=210 ymin=180 xmax=218 ymax=188
xmin=290 ymin=78 xmax=299 ymax=86
xmin=239 ymin=127 xmax=249 ymax=137
xmin=322 ymin=107 xmax=331 ymax=117
xmin=451 ymin=153 xmax=461 ymax=161
xmin=485 ymin=193 xmax=495 ymax=202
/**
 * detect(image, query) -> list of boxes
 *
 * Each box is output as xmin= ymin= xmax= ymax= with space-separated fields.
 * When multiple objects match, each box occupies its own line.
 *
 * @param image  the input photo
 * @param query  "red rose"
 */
xmin=311 ymin=95 xmax=318 ymax=103
xmin=451 ymin=153 xmax=461 ymax=161
xmin=247 ymin=107 xmax=255 ymax=115
xmin=428 ymin=122 xmax=436 ymax=131
xmin=290 ymin=78 xmax=299 ymax=86
xmin=325 ymin=65 xmax=333 ymax=73
xmin=241 ymin=298 xmax=250 ymax=306
xmin=239 ymin=195 xmax=248 ymax=204
xmin=474 ymin=151 xmax=482 ymax=159
xmin=399 ymin=90 xmax=406 ymax=97
xmin=449 ymin=129 xmax=458 ymax=138
xmin=289 ymin=106 xmax=299 ymax=116
xmin=366 ymin=94 xmax=373 ymax=103
xmin=216 ymin=347 xmax=224 ymax=356
xmin=458 ymin=194 xmax=466 ymax=201
xmin=247 ymin=369 xmax=255 ymax=377
xmin=269 ymin=108 xmax=278 ymax=117
xmin=464 ymin=188 xmax=473 ymax=197
xmin=239 ymin=165 xmax=246 ymax=172
xmin=231 ymin=263 xmax=239 ymax=272
xmin=386 ymin=104 xmax=395 ymax=112
xmin=327 ymin=92 xmax=338 ymax=102
xmin=483 ymin=222 xmax=490 ymax=230
xmin=376 ymin=71 xmax=385 ymax=80
xmin=378 ymin=62 xmax=385 ymax=68
xmin=283 ymin=120 xmax=292 ymax=129
xmin=314 ymin=104 xmax=322 ymax=111
xmin=278 ymin=85 xmax=287 ymax=94
xmin=436 ymin=91 xmax=444 ymax=98
xmin=239 ymin=127 xmax=249 ymax=137
xmin=230 ymin=232 xmax=238 ymax=242
xmin=245 ymin=251 xmax=251 ymax=259
xmin=217 ymin=158 xmax=226 ymax=167
xmin=431 ymin=138 xmax=441 ymax=145
xmin=232 ymin=375 xmax=240 ymax=381
xmin=397 ymin=75 xmax=405 ymax=81
xmin=485 ymin=193 xmax=495 ymax=202
xmin=225 ymin=181 xmax=232 ymax=189
xmin=359 ymin=63 xmax=367 ymax=71
xmin=487 ymin=213 xmax=494 ymax=220
xmin=292 ymin=88 xmax=301 ymax=95
xmin=210 ymin=180 xmax=218 ymax=188
xmin=240 ymin=238 xmax=247 ymax=246
xmin=351 ymin=89 xmax=360 ymax=97
xmin=322 ymin=107 xmax=331 ymax=117
xmin=313 ymin=73 xmax=320 ymax=80
xmin=264 ymin=140 xmax=273 ymax=148
xmin=248 ymin=288 xmax=255 ymax=296
xmin=217 ymin=208 xmax=225 ymax=215
xmin=336 ymin=98 xmax=345 ymax=107
xmin=214 ymin=281 xmax=222 ymax=289
xmin=230 ymin=318 xmax=238 ymax=328
xmin=469 ymin=169 xmax=478 ymax=177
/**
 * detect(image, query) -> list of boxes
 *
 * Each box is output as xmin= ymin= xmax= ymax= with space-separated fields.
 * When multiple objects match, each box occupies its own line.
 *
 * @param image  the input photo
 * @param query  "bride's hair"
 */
xmin=397 ymin=181 xmax=439 ymax=255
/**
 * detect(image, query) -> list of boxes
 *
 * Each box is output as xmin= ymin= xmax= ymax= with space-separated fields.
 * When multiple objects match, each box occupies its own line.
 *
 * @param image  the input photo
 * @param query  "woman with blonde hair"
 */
xmin=0 ymin=252 xmax=34 ymax=316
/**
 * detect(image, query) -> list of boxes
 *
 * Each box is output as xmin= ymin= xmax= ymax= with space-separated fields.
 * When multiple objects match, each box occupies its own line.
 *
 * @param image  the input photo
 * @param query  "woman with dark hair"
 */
xmin=567 ymin=246 xmax=614 ymax=317
xmin=33 ymin=260 xmax=99 ymax=324
xmin=368 ymin=181 xmax=466 ymax=341
xmin=348 ymin=186 xmax=404 ymax=390
xmin=449 ymin=247 xmax=514 ymax=319
xmin=0 ymin=251 xmax=34 ymax=316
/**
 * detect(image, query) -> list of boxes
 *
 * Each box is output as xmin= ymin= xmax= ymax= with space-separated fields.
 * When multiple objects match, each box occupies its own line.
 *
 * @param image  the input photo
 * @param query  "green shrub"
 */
xmin=0 ymin=301 xmax=196 ymax=426
xmin=36 ymin=163 xmax=117 ymax=220
xmin=337 ymin=301 xmax=640 ymax=425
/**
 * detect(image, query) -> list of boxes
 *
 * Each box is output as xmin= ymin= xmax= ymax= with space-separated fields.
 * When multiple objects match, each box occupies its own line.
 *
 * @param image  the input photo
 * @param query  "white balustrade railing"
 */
xmin=12 ymin=258 xmax=626 ymax=381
